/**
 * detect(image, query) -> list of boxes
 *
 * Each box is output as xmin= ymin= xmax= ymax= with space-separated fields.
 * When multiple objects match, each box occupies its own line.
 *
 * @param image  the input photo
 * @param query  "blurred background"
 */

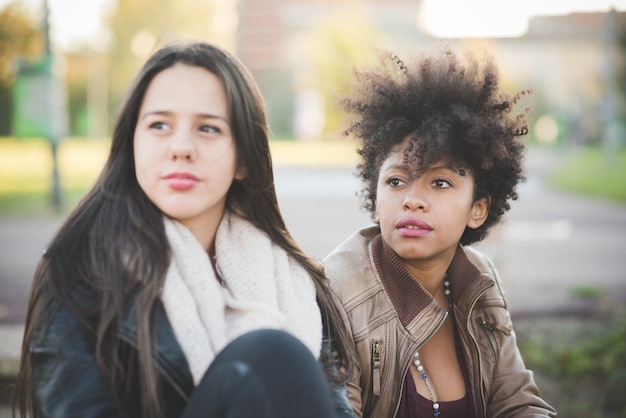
xmin=1 ymin=0 xmax=626 ymax=417
xmin=1 ymin=0 xmax=625 ymax=145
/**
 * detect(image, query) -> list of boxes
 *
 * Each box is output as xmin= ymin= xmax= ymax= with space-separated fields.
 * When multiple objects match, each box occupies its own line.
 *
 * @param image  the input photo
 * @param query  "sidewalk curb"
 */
xmin=0 ymin=325 xmax=23 ymax=380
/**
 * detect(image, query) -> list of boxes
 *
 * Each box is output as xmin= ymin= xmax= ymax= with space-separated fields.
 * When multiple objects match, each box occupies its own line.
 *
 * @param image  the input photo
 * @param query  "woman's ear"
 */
xmin=467 ymin=196 xmax=490 ymax=229
xmin=235 ymin=165 xmax=247 ymax=180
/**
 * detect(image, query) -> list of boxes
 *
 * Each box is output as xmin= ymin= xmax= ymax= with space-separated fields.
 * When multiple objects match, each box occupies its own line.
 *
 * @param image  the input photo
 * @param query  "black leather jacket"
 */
xmin=30 ymin=299 xmax=354 ymax=417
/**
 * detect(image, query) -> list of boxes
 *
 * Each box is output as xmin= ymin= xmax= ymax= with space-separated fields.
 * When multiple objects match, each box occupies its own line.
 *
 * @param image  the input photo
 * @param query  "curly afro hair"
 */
xmin=341 ymin=45 xmax=532 ymax=245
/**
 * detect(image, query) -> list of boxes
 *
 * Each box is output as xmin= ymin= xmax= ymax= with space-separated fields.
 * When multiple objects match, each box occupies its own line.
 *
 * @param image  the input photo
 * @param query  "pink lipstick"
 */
xmin=163 ymin=172 xmax=200 ymax=191
xmin=396 ymin=217 xmax=433 ymax=237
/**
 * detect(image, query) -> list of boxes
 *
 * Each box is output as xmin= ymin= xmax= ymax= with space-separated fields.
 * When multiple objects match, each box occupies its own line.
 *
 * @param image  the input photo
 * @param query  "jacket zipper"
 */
xmin=478 ymin=316 xmax=511 ymax=335
xmin=477 ymin=316 xmax=512 ymax=362
xmin=371 ymin=339 xmax=382 ymax=397
xmin=391 ymin=310 xmax=449 ymax=418
xmin=466 ymin=285 xmax=495 ymax=418
xmin=477 ymin=317 xmax=498 ymax=360
xmin=364 ymin=339 xmax=382 ymax=414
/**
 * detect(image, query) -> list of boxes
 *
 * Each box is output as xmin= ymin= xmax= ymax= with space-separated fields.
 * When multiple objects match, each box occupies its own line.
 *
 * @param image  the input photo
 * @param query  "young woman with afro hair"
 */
xmin=324 ymin=45 xmax=557 ymax=418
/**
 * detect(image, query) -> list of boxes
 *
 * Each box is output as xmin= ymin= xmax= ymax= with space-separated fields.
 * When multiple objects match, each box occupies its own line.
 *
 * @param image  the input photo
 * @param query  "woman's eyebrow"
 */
xmin=139 ymin=110 xmax=230 ymax=123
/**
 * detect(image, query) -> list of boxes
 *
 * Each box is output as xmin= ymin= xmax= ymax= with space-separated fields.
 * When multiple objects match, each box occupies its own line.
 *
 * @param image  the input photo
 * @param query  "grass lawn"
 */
xmin=547 ymin=146 xmax=626 ymax=202
xmin=1 ymin=138 xmax=624 ymax=215
xmin=0 ymin=137 xmax=359 ymax=215
xmin=0 ymin=138 xmax=110 ymax=215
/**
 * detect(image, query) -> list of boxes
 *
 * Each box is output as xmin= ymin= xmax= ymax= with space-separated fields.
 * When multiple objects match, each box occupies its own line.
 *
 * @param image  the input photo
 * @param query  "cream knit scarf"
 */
xmin=161 ymin=211 xmax=322 ymax=385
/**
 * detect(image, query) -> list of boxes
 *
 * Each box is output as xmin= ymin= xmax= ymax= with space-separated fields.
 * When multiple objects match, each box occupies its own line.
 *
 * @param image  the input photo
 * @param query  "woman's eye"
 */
xmin=149 ymin=121 xmax=168 ymax=130
xmin=433 ymin=178 xmax=452 ymax=189
xmin=386 ymin=177 xmax=404 ymax=187
xmin=199 ymin=125 xmax=221 ymax=134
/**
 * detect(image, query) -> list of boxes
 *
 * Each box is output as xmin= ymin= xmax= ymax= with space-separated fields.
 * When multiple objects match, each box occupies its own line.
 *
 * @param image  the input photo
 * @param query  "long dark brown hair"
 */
xmin=14 ymin=41 xmax=354 ymax=418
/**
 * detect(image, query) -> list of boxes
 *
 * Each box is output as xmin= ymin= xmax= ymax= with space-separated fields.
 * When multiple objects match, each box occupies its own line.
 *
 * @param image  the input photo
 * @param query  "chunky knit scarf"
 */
xmin=161 ymin=211 xmax=322 ymax=385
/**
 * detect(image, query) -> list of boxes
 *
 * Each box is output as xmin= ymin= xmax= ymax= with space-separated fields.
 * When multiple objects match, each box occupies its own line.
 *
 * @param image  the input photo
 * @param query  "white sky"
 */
xmin=420 ymin=0 xmax=626 ymax=38
xmin=3 ymin=0 xmax=626 ymax=50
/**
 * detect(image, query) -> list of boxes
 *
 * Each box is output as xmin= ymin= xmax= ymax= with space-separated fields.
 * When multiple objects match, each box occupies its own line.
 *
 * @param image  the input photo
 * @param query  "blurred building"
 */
xmin=236 ymin=0 xmax=425 ymax=138
xmin=234 ymin=1 xmax=625 ymax=144
xmin=237 ymin=0 xmax=423 ymax=72
xmin=488 ymin=11 xmax=626 ymax=146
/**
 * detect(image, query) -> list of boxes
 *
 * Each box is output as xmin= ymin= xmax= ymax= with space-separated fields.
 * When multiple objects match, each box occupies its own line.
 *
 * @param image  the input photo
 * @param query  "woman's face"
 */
xmin=134 ymin=63 xmax=245 ymax=249
xmin=374 ymin=137 xmax=489 ymax=270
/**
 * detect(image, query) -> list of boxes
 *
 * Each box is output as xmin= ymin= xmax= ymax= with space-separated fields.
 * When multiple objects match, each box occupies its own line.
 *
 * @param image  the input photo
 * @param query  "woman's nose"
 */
xmin=169 ymin=131 xmax=195 ymax=161
xmin=402 ymin=185 xmax=428 ymax=212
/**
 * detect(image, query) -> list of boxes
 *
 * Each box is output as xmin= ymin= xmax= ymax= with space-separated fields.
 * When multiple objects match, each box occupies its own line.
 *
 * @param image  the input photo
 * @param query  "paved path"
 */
xmin=1 ymin=148 xmax=626 ymax=383
xmin=275 ymin=151 xmax=626 ymax=316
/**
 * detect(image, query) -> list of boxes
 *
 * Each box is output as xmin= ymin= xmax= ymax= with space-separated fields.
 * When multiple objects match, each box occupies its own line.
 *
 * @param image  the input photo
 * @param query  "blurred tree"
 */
xmin=295 ymin=6 xmax=382 ymax=138
xmin=104 ymin=0 xmax=233 ymax=116
xmin=616 ymin=18 xmax=626 ymax=127
xmin=600 ymin=9 xmax=625 ymax=161
xmin=0 ymin=1 xmax=40 ymax=135
xmin=65 ymin=50 xmax=90 ymax=137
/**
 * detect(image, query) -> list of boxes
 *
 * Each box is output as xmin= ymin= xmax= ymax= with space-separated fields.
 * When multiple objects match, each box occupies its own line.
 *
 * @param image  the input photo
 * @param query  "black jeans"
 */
xmin=180 ymin=329 xmax=338 ymax=418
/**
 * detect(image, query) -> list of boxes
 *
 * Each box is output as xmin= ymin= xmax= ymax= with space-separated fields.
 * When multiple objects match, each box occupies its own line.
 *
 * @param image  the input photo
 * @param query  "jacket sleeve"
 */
xmin=30 ymin=302 xmax=131 ymax=418
xmin=321 ymin=332 xmax=360 ymax=418
xmin=486 ymin=311 xmax=557 ymax=417
xmin=328 ymin=292 xmax=364 ymax=418
xmin=345 ymin=377 xmax=364 ymax=417
xmin=329 ymin=381 xmax=359 ymax=418
xmin=482 ymin=259 xmax=557 ymax=417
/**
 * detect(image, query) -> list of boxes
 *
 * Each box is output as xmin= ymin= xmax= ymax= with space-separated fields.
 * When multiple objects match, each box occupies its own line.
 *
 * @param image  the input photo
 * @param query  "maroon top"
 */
xmin=396 ymin=329 xmax=476 ymax=418
xmin=373 ymin=235 xmax=477 ymax=417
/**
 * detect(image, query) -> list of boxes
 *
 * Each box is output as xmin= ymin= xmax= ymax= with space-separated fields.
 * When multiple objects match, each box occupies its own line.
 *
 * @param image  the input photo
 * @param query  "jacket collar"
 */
xmin=447 ymin=246 xmax=497 ymax=314
xmin=372 ymin=235 xmax=439 ymax=327
xmin=372 ymin=234 xmax=495 ymax=326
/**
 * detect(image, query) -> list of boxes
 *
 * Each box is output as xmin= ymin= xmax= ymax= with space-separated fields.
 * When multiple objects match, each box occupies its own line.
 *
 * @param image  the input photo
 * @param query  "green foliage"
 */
xmin=555 ymin=316 xmax=626 ymax=414
xmin=0 ymin=1 xmax=40 ymax=86
xmin=567 ymin=318 xmax=624 ymax=380
xmin=547 ymin=146 xmax=626 ymax=202
xmin=65 ymin=53 xmax=89 ymax=137
xmin=0 ymin=1 xmax=40 ymax=135
xmin=521 ymin=313 xmax=626 ymax=415
xmin=569 ymin=285 xmax=605 ymax=300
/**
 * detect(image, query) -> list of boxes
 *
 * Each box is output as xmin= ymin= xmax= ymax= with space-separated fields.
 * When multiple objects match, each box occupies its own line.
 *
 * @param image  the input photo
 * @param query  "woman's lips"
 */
xmin=163 ymin=172 xmax=200 ymax=190
xmin=396 ymin=217 xmax=433 ymax=237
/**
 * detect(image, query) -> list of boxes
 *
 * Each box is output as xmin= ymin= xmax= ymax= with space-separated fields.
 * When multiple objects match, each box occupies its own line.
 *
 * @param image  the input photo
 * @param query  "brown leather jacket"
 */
xmin=324 ymin=226 xmax=556 ymax=418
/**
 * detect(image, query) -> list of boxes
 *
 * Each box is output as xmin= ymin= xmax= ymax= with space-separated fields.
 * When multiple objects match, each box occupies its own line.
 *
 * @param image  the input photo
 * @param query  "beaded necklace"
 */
xmin=412 ymin=275 xmax=452 ymax=417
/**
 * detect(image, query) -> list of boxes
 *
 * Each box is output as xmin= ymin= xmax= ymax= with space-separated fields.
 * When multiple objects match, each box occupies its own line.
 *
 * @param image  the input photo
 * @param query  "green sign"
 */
xmin=12 ymin=56 xmax=68 ymax=141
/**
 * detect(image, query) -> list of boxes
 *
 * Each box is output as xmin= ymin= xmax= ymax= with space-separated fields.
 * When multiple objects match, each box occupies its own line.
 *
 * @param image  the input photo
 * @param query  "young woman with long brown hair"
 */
xmin=14 ymin=41 xmax=355 ymax=418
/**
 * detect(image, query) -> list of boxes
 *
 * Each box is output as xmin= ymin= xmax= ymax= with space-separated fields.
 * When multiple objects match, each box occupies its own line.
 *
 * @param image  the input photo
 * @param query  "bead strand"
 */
xmin=412 ymin=274 xmax=451 ymax=417
xmin=413 ymin=351 xmax=441 ymax=416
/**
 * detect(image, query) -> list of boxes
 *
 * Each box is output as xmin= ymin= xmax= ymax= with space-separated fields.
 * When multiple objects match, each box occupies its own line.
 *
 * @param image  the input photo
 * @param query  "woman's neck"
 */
xmin=404 ymin=255 xmax=454 ymax=307
xmin=178 ymin=216 xmax=221 ymax=253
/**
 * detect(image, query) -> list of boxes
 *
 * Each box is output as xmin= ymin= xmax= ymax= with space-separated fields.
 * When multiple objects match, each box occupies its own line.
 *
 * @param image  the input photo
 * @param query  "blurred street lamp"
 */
xmin=602 ymin=8 xmax=622 ymax=166
xmin=535 ymin=114 xmax=560 ymax=146
xmin=11 ymin=0 xmax=68 ymax=210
